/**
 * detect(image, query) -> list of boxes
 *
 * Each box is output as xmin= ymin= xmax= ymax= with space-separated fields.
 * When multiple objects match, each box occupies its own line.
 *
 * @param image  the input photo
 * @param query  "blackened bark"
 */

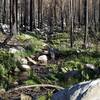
xmin=30 ymin=0 xmax=33 ymax=31
xmin=84 ymin=0 xmax=88 ymax=47
xmin=38 ymin=0 xmax=40 ymax=28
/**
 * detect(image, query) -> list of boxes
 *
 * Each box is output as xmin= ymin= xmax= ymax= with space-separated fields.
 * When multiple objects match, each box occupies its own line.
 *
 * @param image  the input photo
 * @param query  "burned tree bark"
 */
xmin=30 ymin=0 xmax=33 ymax=31
xmin=3 ymin=0 xmax=18 ymax=45
xmin=70 ymin=0 xmax=74 ymax=48
xmin=84 ymin=0 xmax=89 ymax=48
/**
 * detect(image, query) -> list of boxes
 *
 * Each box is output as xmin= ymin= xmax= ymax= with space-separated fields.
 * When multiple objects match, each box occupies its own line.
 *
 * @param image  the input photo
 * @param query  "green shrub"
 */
xmin=16 ymin=34 xmax=45 ymax=57
xmin=0 ymin=50 xmax=18 ymax=89
xmin=61 ymin=60 xmax=83 ymax=73
xmin=0 ymin=50 xmax=17 ymax=70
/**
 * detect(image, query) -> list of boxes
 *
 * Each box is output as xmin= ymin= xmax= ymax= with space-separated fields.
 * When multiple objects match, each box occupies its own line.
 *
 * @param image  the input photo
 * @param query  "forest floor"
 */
xmin=0 ymin=32 xmax=64 ymax=99
xmin=0 ymin=32 xmax=100 ymax=99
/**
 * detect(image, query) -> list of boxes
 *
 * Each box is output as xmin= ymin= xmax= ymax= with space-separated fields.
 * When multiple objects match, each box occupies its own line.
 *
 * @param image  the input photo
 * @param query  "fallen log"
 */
xmin=7 ymin=84 xmax=64 ymax=93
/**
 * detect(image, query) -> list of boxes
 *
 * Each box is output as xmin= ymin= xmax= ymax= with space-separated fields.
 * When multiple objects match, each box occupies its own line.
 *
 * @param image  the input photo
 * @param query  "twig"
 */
xmin=7 ymin=84 xmax=64 ymax=93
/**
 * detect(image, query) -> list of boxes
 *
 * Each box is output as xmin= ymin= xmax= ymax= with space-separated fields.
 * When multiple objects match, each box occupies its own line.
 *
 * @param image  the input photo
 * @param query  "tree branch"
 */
xmin=7 ymin=84 xmax=64 ymax=93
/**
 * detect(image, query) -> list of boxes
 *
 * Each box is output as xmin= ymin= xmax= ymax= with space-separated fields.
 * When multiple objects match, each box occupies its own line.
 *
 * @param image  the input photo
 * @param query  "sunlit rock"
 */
xmin=21 ymin=58 xmax=28 ymax=65
xmin=21 ymin=65 xmax=31 ymax=70
xmin=9 ymin=48 xmax=18 ymax=54
xmin=85 ymin=64 xmax=95 ymax=70
xmin=38 ymin=55 xmax=48 ymax=65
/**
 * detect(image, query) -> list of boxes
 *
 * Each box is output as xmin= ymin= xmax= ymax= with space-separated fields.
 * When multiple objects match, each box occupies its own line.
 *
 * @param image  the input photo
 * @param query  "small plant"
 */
xmin=61 ymin=60 xmax=83 ymax=73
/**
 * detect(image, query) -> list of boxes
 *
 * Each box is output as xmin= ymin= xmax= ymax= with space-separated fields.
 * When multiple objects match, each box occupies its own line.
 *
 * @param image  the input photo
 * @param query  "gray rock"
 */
xmin=21 ymin=58 xmax=28 ymax=65
xmin=52 ymin=79 xmax=100 ymax=100
xmin=14 ymin=67 xmax=20 ymax=72
xmin=43 ymin=50 xmax=49 ymax=55
xmin=85 ymin=64 xmax=95 ymax=70
xmin=0 ymin=89 xmax=6 ymax=99
xmin=38 ymin=55 xmax=48 ymax=65
xmin=9 ymin=48 xmax=19 ymax=54
xmin=21 ymin=65 xmax=31 ymax=70
xmin=0 ymin=23 xmax=10 ymax=34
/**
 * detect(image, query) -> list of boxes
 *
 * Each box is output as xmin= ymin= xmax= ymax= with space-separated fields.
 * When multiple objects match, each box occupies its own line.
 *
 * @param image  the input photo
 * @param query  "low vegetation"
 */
xmin=0 ymin=32 xmax=100 ymax=99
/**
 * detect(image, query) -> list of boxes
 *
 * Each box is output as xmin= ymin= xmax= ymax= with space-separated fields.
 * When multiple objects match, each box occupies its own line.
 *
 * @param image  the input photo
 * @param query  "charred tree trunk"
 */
xmin=99 ymin=0 xmax=100 ymax=31
xmin=78 ymin=0 xmax=81 ymax=27
xmin=54 ymin=0 xmax=57 ymax=27
xmin=33 ymin=0 xmax=35 ymax=29
xmin=3 ymin=0 xmax=17 ymax=45
xmin=84 ymin=0 xmax=88 ymax=48
xmin=2 ymin=0 xmax=6 ymax=24
xmin=49 ymin=3 xmax=53 ymax=34
xmin=70 ymin=0 xmax=74 ymax=48
xmin=24 ymin=0 xmax=27 ymax=31
xmin=60 ymin=0 xmax=64 ymax=32
xmin=30 ymin=0 xmax=33 ymax=31
xmin=38 ymin=0 xmax=40 ymax=28
xmin=40 ymin=0 xmax=43 ymax=29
